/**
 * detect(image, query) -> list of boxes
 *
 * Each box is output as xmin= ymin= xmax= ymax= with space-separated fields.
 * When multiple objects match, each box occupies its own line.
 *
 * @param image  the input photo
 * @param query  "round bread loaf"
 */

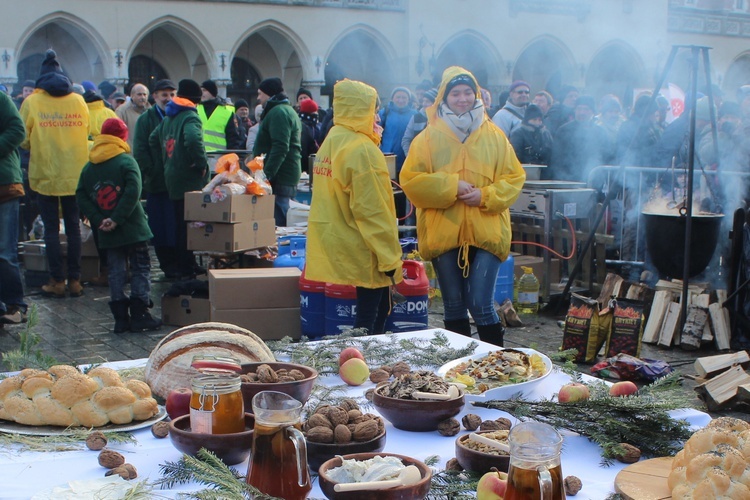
xmin=0 ymin=365 xmax=159 ymax=427
xmin=144 ymin=322 xmax=276 ymax=399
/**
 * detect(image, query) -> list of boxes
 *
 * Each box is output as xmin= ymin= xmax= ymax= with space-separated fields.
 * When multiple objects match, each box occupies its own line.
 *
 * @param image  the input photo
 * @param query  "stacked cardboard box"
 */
xmin=209 ymin=268 xmax=302 ymax=340
xmin=185 ymin=192 xmax=276 ymax=253
xmin=162 ymin=295 xmax=211 ymax=326
xmin=22 ymin=240 xmax=100 ymax=285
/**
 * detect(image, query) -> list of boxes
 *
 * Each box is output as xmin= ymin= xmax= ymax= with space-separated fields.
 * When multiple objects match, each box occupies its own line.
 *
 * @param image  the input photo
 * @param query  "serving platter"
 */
xmin=437 ymin=348 xmax=553 ymax=402
xmin=0 ymin=406 xmax=167 ymax=436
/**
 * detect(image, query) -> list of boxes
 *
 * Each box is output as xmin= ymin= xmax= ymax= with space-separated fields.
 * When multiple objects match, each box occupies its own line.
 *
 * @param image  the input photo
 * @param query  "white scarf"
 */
xmin=438 ymin=100 xmax=485 ymax=142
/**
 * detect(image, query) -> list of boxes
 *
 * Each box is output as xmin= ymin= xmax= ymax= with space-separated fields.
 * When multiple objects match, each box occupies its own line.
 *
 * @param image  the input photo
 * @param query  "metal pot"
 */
xmin=642 ymin=212 xmax=724 ymax=279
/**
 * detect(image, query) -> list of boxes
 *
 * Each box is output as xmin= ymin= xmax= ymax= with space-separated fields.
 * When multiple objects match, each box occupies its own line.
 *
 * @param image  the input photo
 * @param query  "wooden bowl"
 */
xmin=307 ymin=423 xmax=387 ymax=471
xmin=168 ymin=413 xmax=254 ymax=465
xmin=318 ymin=452 xmax=432 ymax=500
xmin=240 ymin=362 xmax=318 ymax=409
xmin=371 ymin=386 xmax=465 ymax=432
xmin=455 ymin=431 xmax=511 ymax=473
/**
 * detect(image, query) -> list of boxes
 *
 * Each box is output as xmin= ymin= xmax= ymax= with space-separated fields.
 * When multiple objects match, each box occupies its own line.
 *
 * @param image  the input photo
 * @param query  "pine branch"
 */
xmin=2 ymin=305 xmax=59 ymax=371
xmin=427 ymin=469 xmax=481 ymax=499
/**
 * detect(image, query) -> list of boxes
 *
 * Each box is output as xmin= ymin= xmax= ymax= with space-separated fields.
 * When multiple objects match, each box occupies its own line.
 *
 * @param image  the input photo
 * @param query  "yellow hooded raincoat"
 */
xmin=399 ymin=66 xmax=526 ymax=264
xmin=305 ymin=79 xmax=403 ymax=288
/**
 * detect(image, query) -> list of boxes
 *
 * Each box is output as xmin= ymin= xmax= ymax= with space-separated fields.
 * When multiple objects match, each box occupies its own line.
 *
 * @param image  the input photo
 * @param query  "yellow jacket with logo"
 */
xmin=20 ymin=89 xmax=90 ymax=196
xmin=306 ymin=79 xmax=402 ymax=288
xmin=87 ymin=100 xmax=117 ymax=139
xmin=399 ymin=66 xmax=525 ymax=262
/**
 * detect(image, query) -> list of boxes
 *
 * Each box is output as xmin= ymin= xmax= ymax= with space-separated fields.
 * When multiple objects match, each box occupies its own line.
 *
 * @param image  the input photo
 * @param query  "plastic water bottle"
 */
xmin=517 ymin=266 xmax=539 ymax=315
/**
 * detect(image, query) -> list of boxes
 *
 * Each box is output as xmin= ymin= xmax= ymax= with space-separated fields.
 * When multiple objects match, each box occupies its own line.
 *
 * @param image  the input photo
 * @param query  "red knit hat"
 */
xmin=299 ymin=99 xmax=319 ymax=114
xmin=101 ymin=117 xmax=128 ymax=142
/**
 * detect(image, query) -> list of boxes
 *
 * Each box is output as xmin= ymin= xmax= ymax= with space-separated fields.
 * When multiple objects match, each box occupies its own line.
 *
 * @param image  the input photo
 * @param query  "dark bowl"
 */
xmin=240 ymin=362 xmax=318 ymax=409
xmin=168 ymin=413 xmax=254 ymax=465
xmin=318 ymin=452 xmax=432 ymax=500
xmin=371 ymin=386 xmax=465 ymax=432
xmin=455 ymin=431 xmax=511 ymax=473
xmin=307 ymin=422 xmax=387 ymax=471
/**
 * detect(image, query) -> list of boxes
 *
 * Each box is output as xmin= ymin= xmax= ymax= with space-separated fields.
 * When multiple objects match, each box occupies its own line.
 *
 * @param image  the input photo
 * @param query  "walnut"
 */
xmin=241 ymin=373 xmax=258 ymax=383
xmin=369 ymin=369 xmax=390 ymax=384
xmin=364 ymin=388 xmax=375 ymax=402
xmin=328 ymin=406 xmax=349 ymax=427
xmin=151 ymin=421 xmax=170 ymax=439
xmin=375 ymin=416 xmax=385 ymax=435
xmin=445 ymin=458 xmax=463 ymax=471
xmin=334 ymin=424 xmax=352 ymax=444
xmin=437 ymin=418 xmax=461 ymax=436
xmin=86 ymin=431 xmax=108 ymax=450
xmin=339 ymin=399 xmax=360 ymax=412
xmin=347 ymin=409 xmax=362 ymax=422
xmin=98 ymin=449 xmax=125 ymax=469
xmin=614 ymin=443 xmax=641 ymax=464
xmin=462 ymin=414 xmax=482 ymax=431
xmin=306 ymin=426 xmax=334 ymax=443
xmin=377 ymin=365 xmax=393 ymax=376
xmin=564 ymin=475 xmax=582 ymax=496
xmin=480 ymin=420 xmax=504 ymax=431
xmin=351 ymin=413 xmax=373 ymax=424
xmin=105 ymin=463 xmax=138 ymax=480
xmin=347 ymin=423 xmax=357 ymax=434
xmin=391 ymin=361 xmax=411 ymax=378
xmin=288 ymin=369 xmax=306 ymax=381
xmin=314 ymin=404 xmax=332 ymax=416
xmin=494 ymin=418 xmax=512 ymax=431
xmin=307 ymin=413 xmax=333 ymax=430
xmin=353 ymin=419 xmax=379 ymax=441
xmin=256 ymin=364 xmax=278 ymax=383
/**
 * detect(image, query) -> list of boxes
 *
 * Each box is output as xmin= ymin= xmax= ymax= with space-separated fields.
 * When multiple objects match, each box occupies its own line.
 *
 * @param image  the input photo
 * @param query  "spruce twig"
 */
xmin=0 ymin=429 xmax=136 ymax=453
xmin=1 ymin=305 xmax=59 ymax=371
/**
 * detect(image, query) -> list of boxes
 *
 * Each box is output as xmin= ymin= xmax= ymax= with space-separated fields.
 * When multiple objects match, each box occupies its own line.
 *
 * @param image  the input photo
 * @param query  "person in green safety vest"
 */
xmin=197 ymin=80 xmax=243 ymax=151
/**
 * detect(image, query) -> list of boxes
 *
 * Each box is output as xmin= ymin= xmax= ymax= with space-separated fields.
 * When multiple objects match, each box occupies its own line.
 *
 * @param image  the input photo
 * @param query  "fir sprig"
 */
xmin=268 ymin=331 xmax=478 ymax=375
xmin=0 ymin=429 xmax=136 ymax=453
xmin=1 ymin=305 xmax=59 ymax=371
xmin=426 ymin=469 xmax=482 ymax=499
xmin=473 ymin=373 xmax=694 ymax=464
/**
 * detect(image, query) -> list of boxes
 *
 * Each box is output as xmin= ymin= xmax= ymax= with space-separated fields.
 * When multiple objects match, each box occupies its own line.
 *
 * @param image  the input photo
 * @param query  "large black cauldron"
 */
xmin=643 ymin=212 xmax=724 ymax=279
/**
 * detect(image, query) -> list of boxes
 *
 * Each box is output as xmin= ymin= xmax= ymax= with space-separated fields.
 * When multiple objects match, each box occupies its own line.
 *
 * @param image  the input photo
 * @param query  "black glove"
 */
xmin=384 ymin=269 xmax=396 ymax=277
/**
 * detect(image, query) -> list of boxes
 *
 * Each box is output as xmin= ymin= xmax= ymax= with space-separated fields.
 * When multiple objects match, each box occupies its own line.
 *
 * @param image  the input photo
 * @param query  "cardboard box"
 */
xmin=187 ymin=219 xmax=276 ymax=253
xmin=209 ymin=267 xmax=302 ymax=310
xmin=184 ymin=192 xmax=275 ymax=223
xmin=22 ymin=241 xmax=68 ymax=272
xmin=210 ymin=305 xmax=301 ymax=340
xmin=162 ymin=295 xmax=211 ymax=326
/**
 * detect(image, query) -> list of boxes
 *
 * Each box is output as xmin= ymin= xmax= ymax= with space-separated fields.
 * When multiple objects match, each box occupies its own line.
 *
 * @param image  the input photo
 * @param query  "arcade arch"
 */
xmin=586 ymin=41 xmax=645 ymax=109
xmin=513 ymin=37 xmax=576 ymax=99
xmin=324 ymin=26 xmax=395 ymax=97
xmin=435 ymin=31 xmax=503 ymax=91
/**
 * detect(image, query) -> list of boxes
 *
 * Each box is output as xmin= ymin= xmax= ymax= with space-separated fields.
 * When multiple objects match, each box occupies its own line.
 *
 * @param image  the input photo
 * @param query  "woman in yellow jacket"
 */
xmin=400 ymin=67 xmax=525 ymax=345
xmin=306 ymin=79 xmax=403 ymax=335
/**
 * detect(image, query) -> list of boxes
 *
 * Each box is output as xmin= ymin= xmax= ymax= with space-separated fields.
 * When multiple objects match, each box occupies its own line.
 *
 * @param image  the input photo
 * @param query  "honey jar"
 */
xmin=190 ymin=355 xmax=244 ymax=434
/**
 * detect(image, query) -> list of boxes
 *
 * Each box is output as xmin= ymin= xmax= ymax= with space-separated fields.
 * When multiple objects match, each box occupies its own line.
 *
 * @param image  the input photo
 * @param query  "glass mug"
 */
xmin=505 ymin=421 xmax=566 ymax=500
xmin=245 ymin=391 xmax=311 ymax=500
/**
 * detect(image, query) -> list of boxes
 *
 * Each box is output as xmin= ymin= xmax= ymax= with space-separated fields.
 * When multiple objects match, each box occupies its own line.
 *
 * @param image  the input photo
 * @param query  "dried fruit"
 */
xmin=327 ymin=406 xmax=349 ymax=427
xmin=256 ymin=364 xmax=278 ymax=383
xmin=105 ymin=463 xmax=138 ymax=480
xmin=564 ymin=475 xmax=582 ymax=495
xmin=445 ymin=458 xmax=463 ymax=471
xmin=277 ymin=375 xmax=296 ymax=383
xmin=462 ymin=414 xmax=482 ymax=431
xmin=614 ymin=443 xmax=641 ymax=464
xmin=480 ymin=420 xmax=505 ymax=431
xmin=241 ymin=373 xmax=258 ymax=383
xmin=307 ymin=413 xmax=333 ymax=430
xmin=151 ymin=421 xmax=170 ymax=438
xmin=353 ymin=419 xmax=379 ymax=441
xmin=86 ymin=431 xmax=108 ymax=450
xmin=369 ymin=369 xmax=390 ymax=384
xmin=437 ymin=418 xmax=461 ymax=436
xmin=98 ymin=449 xmax=125 ymax=469
xmin=288 ymin=369 xmax=306 ymax=381
xmin=334 ymin=424 xmax=352 ymax=444
xmin=307 ymin=426 xmax=334 ymax=443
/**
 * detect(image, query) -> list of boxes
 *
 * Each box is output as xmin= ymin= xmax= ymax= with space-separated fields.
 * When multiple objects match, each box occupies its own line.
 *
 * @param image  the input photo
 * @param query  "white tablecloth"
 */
xmin=0 ymin=329 xmax=710 ymax=499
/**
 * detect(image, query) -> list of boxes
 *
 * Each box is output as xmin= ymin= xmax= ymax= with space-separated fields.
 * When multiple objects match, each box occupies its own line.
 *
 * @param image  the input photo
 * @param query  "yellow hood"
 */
xmin=89 ymin=134 xmax=130 ymax=164
xmin=426 ymin=66 xmax=481 ymax=124
xmin=332 ymin=79 xmax=380 ymax=144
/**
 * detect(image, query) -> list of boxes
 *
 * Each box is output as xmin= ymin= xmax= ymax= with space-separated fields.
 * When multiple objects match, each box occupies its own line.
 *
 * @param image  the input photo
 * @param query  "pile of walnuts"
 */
xmin=241 ymin=364 xmax=307 ymax=384
xmin=303 ymin=399 xmax=384 ymax=444
xmin=368 ymin=361 xmax=412 ymax=384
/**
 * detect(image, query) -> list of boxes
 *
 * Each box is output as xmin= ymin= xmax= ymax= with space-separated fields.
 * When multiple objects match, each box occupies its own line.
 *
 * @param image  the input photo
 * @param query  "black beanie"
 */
xmin=296 ymin=87 xmax=312 ymax=100
xmin=575 ymin=95 xmax=596 ymax=113
xmin=443 ymin=74 xmax=477 ymax=101
xmin=22 ymin=79 xmax=36 ymax=89
xmin=98 ymin=81 xmax=116 ymax=99
xmin=39 ymin=49 xmax=62 ymax=76
xmin=234 ymin=98 xmax=249 ymax=110
xmin=259 ymin=77 xmax=283 ymax=97
xmin=177 ymin=79 xmax=202 ymax=104
xmin=523 ymin=104 xmax=544 ymax=123
xmin=201 ymin=80 xmax=218 ymax=97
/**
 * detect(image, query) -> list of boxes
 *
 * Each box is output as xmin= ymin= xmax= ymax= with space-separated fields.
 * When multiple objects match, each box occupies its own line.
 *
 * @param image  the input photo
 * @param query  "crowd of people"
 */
xmin=2 ymin=45 xmax=749 ymax=342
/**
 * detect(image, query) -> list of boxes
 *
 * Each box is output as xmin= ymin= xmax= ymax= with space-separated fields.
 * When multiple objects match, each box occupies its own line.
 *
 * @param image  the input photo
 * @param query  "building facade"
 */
xmin=2 ymin=0 xmax=749 ymax=109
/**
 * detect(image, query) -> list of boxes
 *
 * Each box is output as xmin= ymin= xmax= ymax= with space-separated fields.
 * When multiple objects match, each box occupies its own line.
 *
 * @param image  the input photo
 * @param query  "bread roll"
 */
xmin=0 ymin=365 xmax=159 ymax=427
xmin=144 ymin=322 xmax=275 ymax=399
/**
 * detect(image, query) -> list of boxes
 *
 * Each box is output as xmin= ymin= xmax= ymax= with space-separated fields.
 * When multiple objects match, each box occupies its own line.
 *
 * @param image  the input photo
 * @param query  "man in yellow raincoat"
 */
xmin=306 ymin=79 xmax=403 ymax=335
xmin=400 ymin=66 xmax=525 ymax=346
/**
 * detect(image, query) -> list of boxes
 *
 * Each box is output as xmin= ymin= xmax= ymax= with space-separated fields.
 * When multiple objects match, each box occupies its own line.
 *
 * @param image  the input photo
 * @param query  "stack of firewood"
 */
xmin=690 ymin=351 xmax=750 ymax=410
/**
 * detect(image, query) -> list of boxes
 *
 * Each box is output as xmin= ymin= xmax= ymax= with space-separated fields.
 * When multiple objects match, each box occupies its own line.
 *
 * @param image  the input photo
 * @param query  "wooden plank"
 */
xmin=695 ymin=365 xmax=750 ymax=410
xmin=597 ymin=273 xmax=624 ymax=304
xmin=658 ymin=301 xmax=682 ymax=348
xmin=692 ymin=294 xmax=710 ymax=308
xmin=681 ymin=305 xmax=708 ymax=351
xmin=708 ymin=302 xmax=731 ymax=350
xmin=614 ymin=457 xmax=673 ymax=500
xmin=694 ymin=351 xmax=750 ymax=379
xmin=625 ymin=283 xmax=648 ymax=301
xmin=643 ymin=290 xmax=673 ymax=344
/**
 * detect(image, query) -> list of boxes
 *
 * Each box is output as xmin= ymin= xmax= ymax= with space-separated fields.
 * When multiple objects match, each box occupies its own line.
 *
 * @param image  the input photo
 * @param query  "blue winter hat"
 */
xmin=82 ymin=80 xmax=96 ymax=93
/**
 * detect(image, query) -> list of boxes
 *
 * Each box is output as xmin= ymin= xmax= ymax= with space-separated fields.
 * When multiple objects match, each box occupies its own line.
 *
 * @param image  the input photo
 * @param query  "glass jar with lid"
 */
xmin=190 ymin=355 xmax=244 ymax=434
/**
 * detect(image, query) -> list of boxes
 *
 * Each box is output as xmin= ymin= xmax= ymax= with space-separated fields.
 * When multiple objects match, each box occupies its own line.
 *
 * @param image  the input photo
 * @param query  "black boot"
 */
xmin=129 ymin=298 xmax=162 ymax=332
xmin=476 ymin=323 xmax=505 ymax=347
xmin=108 ymin=300 xmax=130 ymax=333
xmin=443 ymin=318 xmax=472 ymax=337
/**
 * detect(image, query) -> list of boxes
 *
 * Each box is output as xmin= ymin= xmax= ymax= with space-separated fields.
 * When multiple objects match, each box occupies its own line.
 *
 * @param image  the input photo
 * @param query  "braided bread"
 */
xmin=0 ymin=366 xmax=159 ymax=427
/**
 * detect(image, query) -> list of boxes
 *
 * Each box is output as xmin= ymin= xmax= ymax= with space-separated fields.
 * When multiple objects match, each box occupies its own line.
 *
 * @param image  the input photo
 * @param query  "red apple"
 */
xmin=339 ymin=358 xmax=370 ymax=386
xmin=476 ymin=468 xmax=508 ymax=500
xmin=165 ymin=388 xmax=192 ymax=420
xmin=338 ymin=347 xmax=365 ymax=367
xmin=558 ymin=382 xmax=590 ymax=403
xmin=609 ymin=380 xmax=638 ymax=397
